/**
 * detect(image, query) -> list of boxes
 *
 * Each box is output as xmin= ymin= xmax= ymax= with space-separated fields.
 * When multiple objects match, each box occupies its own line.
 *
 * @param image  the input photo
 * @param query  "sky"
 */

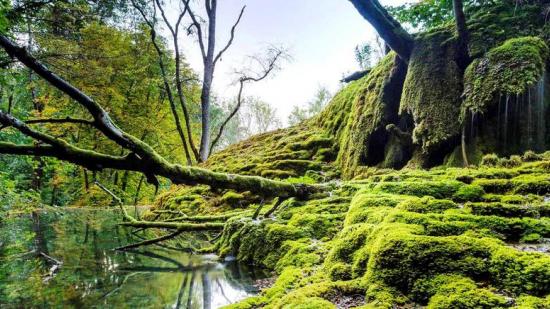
xmin=171 ymin=0 xmax=409 ymax=124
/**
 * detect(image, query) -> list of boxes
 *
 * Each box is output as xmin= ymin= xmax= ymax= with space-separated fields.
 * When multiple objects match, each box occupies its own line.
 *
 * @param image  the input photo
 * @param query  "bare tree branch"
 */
xmin=184 ymin=1 xmax=207 ymax=60
xmin=213 ymin=5 xmax=246 ymax=66
xmin=131 ymin=0 xmax=193 ymax=165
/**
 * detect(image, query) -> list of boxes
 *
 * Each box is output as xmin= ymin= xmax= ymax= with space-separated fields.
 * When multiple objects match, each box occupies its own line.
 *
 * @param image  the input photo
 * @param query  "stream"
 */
xmin=0 ymin=208 xmax=269 ymax=308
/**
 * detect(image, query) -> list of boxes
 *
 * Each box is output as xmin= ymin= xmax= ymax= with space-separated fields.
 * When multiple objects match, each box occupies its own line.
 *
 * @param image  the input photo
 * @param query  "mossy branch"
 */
xmin=114 ymin=228 xmax=187 ymax=251
xmin=119 ymin=220 xmax=224 ymax=230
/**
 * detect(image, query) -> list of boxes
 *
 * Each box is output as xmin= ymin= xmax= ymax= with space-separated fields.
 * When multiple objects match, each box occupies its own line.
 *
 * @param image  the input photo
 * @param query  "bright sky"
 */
xmin=174 ymin=0 xmax=409 ymax=124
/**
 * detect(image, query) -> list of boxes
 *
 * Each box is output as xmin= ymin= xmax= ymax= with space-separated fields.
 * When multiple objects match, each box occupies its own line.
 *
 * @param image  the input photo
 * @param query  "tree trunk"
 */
xmin=349 ymin=0 xmax=414 ymax=62
xmin=452 ymin=0 xmax=470 ymax=70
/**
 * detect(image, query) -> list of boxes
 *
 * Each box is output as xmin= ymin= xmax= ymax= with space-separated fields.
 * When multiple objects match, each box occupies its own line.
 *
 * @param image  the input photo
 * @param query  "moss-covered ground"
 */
xmin=149 ymin=152 xmax=550 ymax=308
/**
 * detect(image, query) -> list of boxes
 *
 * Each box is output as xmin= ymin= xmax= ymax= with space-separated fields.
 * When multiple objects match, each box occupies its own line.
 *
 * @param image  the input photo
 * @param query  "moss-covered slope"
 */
xmin=206 ymin=124 xmax=338 ymax=180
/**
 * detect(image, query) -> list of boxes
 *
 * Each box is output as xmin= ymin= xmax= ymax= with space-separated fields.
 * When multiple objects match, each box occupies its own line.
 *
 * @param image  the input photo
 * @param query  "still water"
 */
xmin=0 ymin=208 xmax=269 ymax=308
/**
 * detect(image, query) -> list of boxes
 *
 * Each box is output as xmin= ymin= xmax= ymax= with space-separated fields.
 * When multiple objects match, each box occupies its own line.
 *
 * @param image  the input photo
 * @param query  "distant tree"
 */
xmin=355 ymin=43 xmax=374 ymax=69
xmin=288 ymin=86 xmax=332 ymax=125
xmin=212 ymin=96 xmax=282 ymax=151
xmin=247 ymin=97 xmax=282 ymax=134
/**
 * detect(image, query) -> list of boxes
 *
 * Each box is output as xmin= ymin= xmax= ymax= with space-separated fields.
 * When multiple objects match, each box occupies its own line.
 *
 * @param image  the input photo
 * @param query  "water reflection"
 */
xmin=0 ymin=209 xmax=269 ymax=308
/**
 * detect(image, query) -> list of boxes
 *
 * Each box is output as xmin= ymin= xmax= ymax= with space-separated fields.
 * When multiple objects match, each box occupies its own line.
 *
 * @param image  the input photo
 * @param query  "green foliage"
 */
xmin=0 ymin=0 xmax=9 ymax=32
xmin=354 ymin=42 xmax=375 ymax=70
xmin=389 ymin=0 xmax=456 ymax=30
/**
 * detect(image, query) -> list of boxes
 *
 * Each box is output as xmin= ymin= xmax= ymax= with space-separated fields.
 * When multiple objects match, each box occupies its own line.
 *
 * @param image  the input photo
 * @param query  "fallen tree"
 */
xmin=0 ymin=35 xmax=320 ymax=200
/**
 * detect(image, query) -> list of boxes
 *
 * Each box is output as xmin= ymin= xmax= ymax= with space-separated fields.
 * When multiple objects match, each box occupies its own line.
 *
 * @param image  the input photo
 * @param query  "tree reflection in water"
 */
xmin=0 ymin=209 xmax=269 ymax=308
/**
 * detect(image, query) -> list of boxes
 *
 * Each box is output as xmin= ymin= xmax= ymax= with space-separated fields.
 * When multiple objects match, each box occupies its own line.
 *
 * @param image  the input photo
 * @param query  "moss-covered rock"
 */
xmin=329 ymin=53 xmax=407 ymax=178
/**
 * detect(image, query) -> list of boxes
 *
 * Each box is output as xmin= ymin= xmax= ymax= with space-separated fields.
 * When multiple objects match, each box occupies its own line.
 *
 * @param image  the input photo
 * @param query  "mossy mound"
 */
xmin=220 ymin=154 xmax=550 ymax=308
xmin=463 ymin=37 xmax=549 ymax=116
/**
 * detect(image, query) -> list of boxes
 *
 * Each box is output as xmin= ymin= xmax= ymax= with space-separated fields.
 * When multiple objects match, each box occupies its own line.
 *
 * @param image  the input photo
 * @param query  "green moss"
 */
xmin=373 ymin=180 xmax=464 ymax=199
xmin=523 ymin=150 xmax=543 ymax=162
xmin=366 ymin=234 xmax=492 ymax=293
xmin=464 ymin=202 xmax=550 ymax=218
xmin=331 ymin=53 xmax=404 ymax=178
xmin=453 ymin=184 xmax=486 ymax=202
xmin=205 ymin=124 xmax=336 ymax=181
xmin=397 ymin=197 xmax=458 ymax=214
xmin=514 ymin=295 xmax=550 ymax=308
xmin=345 ymin=192 xmax=407 ymax=225
xmin=463 ymin=36 xmax=549 ymax=117
xmin=288 ymin=213 xmax=341 ymax=240
xmin=481 ymin=153 xmax=500 ymax=167
xmin=489 ymin=246 xmax=550 ymax=295
xmin=521 ymin=233 xmax=542 ymax=244
xmin=220 ymin=191 xmax=245 ymax=205
xmin=499 ymin=155 xmax=523 ymax=168
xmin=472 ymin=178 xmax=514 ymax=193
xmin=422 ymin=275 xmax=508 ymax=308
xmin=219 ymin=157 xmax=550 ymax=308
xmin=216 ymin=218 xmax=306 ymax=268
xmin=512 ymin=175 xmax=550 ymax=195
